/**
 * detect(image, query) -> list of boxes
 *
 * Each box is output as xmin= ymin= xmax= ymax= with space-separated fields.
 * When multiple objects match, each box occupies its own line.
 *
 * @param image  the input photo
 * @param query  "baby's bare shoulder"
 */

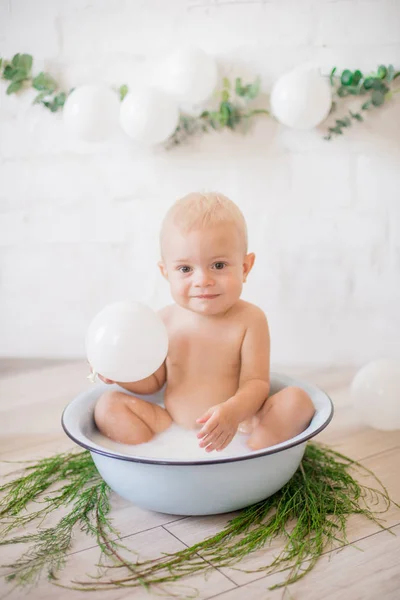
xmin=234 ymin=300 xmax=268 ymax=325
xmin=158 ymin=304 xmax=177 ymax=326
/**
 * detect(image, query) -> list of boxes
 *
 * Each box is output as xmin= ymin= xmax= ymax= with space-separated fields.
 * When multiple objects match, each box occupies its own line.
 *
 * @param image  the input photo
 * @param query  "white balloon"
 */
xmin=270 ymin=68 xmax=332 ymax=129
xmin=86 ymin=301 xmax=168 ymax=383
xmin=351 ymin=358 xmax=400 ymax=431
xmin=120 ymin=88 xmax=179 ymax=145
xmin=156 ymin=47 xmax=218 ymax=105
xmin=63 ymin=84 xmax=120 ymax=142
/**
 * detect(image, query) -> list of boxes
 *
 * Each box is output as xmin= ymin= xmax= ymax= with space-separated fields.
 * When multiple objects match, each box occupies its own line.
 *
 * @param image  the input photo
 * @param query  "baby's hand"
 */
xmin=196 ymin=403 xmax=239 ymax=453
xmin=87 ymin=363 xmax=114 ymax=385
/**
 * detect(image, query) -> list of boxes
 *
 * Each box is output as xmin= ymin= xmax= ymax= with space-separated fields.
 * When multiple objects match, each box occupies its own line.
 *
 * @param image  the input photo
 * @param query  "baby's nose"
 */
xmin=194 ymin=270 xmax=214 ymax=286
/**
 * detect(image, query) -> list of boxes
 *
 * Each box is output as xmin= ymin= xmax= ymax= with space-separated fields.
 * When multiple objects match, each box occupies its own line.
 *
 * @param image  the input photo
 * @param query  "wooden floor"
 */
xmin=0 ymin=361 xmax=399 ymax=599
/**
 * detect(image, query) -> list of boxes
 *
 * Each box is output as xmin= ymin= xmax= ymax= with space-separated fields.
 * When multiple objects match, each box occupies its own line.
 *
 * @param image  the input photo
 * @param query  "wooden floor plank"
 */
xmin=165 ymin=446 xmax=400 ymax=586
xmin=208 ymin=524 xmax=400 ymax=600
xmin=0 ymin=525 xmax=236 ymax=600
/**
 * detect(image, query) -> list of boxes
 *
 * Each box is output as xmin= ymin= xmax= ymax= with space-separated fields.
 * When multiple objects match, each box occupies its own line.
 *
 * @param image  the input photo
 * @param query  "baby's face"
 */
xmin=159 ymin=223 xmax=254 ymax=316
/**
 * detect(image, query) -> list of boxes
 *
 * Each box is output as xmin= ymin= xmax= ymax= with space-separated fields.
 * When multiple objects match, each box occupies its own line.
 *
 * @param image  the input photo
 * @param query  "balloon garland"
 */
xmin=0 ymin=51 xmax=399 ymax=147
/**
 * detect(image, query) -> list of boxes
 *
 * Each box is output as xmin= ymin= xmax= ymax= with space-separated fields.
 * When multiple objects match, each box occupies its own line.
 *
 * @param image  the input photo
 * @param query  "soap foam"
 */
xmin=90 ymin=423 xmax=254 ymax=461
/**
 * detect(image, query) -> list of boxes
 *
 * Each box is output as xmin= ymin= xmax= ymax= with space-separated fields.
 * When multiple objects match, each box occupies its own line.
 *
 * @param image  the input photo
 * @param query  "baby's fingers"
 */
xmin=197 ymin=417 xmax=218 ymax=439
xmin=199 ymin=425 xmax=222 ymax=449
xmin=217 ymin=434 xmax=234 ymax=452
xmin=98 ymin=373 xmax=114 ymax=384
xmin=204 ymin=431 xmax=226 ymax=452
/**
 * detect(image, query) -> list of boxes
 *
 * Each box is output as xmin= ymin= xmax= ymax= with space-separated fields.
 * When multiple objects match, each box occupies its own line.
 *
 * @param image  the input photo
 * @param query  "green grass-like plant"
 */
xmin=1 ymin=443 xmax=398 ymax=596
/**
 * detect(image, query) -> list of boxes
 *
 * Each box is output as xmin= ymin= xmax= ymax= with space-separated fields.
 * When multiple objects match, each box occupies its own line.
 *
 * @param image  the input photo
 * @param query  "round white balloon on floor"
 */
xmin=120 ymin=88 xmax=179 ymax=145
xmin=270 ymin=68 xmax=332 ymax=129
xmin=351 ymin=358 xmax=400 ymax=431
xmin=63 ymin=84 xmax=120 ymax=142
xmin=86 ymin=301 xmax=169 ymax=383
xmin=156 ymin=47 xmax=218 ymax=105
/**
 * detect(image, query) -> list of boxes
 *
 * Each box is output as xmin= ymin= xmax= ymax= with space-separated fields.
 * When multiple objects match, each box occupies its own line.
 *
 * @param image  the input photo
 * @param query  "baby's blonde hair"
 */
xmin=160 ymin=192 xmax=248 ymax=255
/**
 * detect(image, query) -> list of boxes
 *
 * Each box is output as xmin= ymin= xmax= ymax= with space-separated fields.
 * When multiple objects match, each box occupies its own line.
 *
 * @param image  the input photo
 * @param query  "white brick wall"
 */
xmin=1 ymin=0 xmax=400 ymax=366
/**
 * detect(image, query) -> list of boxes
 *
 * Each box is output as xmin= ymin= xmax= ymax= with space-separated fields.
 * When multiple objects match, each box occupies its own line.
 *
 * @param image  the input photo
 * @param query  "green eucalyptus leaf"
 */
xmin=346 ymin=85 xmax=359 ymax=95
xmin=221 ymin=89 xmax=229 ymax=102
xmin=11 ymin=53 xmax=21 ymax=67
xmin=246 ymin=77 xmax=261 ymax=100
xmin=3 ymin=65 xmax=17 ymax=80
xmin=336 ymin=119 xmax=350 ymax=128
xmin=55 ymin=92 xmax=66 ymax=106
xmin=377 ymin=65 xmax=387 ymax=79
xmin=362 ymin=100 xmax=372 ymax=110
xmin=33 ymin=91 xmax=48 ymax=104
xmin=235 ymin=77 xmax=245 ymax=97
xmin=352 ymin=70 xmax=362 ymax=85
xmin=363 ymin=78 xmax=373 ymax=90
xmin=371 ymin=90 xmax=385 ymax=107
xmin=33 ymin=72 xmax=57 ymax=92
xmin=219 ymin=101 xmax=231 ymax=126
xmin=350 ymin=111 xmax=363 ymax=122
xmin=6 ymin=80 xmax=23 ymax=94
xmin=11 ymin=53 xmax=32 ymax=75
xmin=337 ymin=86 xmax=348 ymax=97
xmin=341 ymin=69 xmax=353 ymax=86
xmin=119 ymin=84 xmax=128 ymax=101
xmin=371 ymin=78 xmax=387 ymax=91
xmin=13 ymin=68 xmax=29 ymax=83
xmin=329 ymin=67 xmax=337 ymax=86
xmin=393 ymin=71 xmax=400 ymax=80
xmin=19 ymin=54 xmax=33 ymax=74
xmin=387 ymin=64 xmax=395 ymax=82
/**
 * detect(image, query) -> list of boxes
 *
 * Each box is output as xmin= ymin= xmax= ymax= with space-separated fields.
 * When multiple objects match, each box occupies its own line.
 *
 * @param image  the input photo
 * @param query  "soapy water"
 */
xmin=90 ymin=422 xmax=254 ymax=460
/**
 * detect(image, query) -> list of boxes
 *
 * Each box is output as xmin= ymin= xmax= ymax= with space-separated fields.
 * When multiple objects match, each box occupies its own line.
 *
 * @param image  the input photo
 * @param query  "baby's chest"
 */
xmin=167 ymin=326 xmax=243 ymax=369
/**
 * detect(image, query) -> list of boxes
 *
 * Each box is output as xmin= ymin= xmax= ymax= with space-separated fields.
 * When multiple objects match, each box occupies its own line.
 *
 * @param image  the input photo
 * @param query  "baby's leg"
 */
xmin=94 ymin=390 xmax=172 ymax=445
xmin=247 ymin=386 xmax=315 ymax=451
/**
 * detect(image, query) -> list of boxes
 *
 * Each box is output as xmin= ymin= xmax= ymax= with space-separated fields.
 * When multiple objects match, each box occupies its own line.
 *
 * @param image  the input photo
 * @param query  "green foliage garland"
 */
xmin=325 ymin=64 xmax=400 ymax=139
xmin=1 ymin=53 xmax=399 ymax=144
xmin=1 ymin=443 xmax=398 ymax=596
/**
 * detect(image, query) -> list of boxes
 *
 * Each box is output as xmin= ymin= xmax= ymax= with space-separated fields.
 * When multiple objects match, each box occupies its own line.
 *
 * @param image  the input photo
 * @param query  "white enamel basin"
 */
xmin=62 ymin=373 xmax=333 ymax=516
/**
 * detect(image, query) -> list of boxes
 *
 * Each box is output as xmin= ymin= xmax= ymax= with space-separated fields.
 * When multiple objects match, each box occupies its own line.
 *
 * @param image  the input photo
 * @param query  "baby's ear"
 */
xmin=158 ymin=261 xmax=169 ymax=281
xmin=243 ymin=253 xmax=255 ymax=282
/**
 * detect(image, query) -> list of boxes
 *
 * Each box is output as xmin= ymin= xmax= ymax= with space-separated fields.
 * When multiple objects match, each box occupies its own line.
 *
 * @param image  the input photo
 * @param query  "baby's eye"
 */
xmin=213 ymin=262 xmax=227 ymax=270
xmin=178 ymin=266 xmax=192 ymax=273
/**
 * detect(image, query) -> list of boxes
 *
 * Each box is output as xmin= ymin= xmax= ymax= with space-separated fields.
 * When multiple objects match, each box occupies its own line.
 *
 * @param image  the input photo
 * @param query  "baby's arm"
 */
xmin=97 ymin=361 xmax=166 ymax=395
xmin=197 ymin=307 xmax=270 ymax=452
xmin=224 ymin=308 xmax=270 ymax=421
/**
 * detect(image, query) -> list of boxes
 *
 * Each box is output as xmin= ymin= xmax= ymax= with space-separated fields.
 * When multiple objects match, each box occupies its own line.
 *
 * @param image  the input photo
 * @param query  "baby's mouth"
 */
xmin=194 ymin=294 xmax=220 ymax=299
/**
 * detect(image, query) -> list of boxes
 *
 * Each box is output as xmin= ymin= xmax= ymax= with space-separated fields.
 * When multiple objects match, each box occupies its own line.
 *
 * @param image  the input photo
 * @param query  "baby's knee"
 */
xmin=95 ymin=390 xmax=124 ymax=419
xmin=94 ymin=390 xmax=153 ymax=444
xmin=94 ymin=390 xmax=129 ymax=434
xmin=283 ymin=386 xmax=315 ymax=419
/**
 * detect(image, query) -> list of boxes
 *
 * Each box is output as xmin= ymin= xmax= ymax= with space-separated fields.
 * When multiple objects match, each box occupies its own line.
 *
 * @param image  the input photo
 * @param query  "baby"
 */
xmin=94 ymin=192 xmax=315 ymax=452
